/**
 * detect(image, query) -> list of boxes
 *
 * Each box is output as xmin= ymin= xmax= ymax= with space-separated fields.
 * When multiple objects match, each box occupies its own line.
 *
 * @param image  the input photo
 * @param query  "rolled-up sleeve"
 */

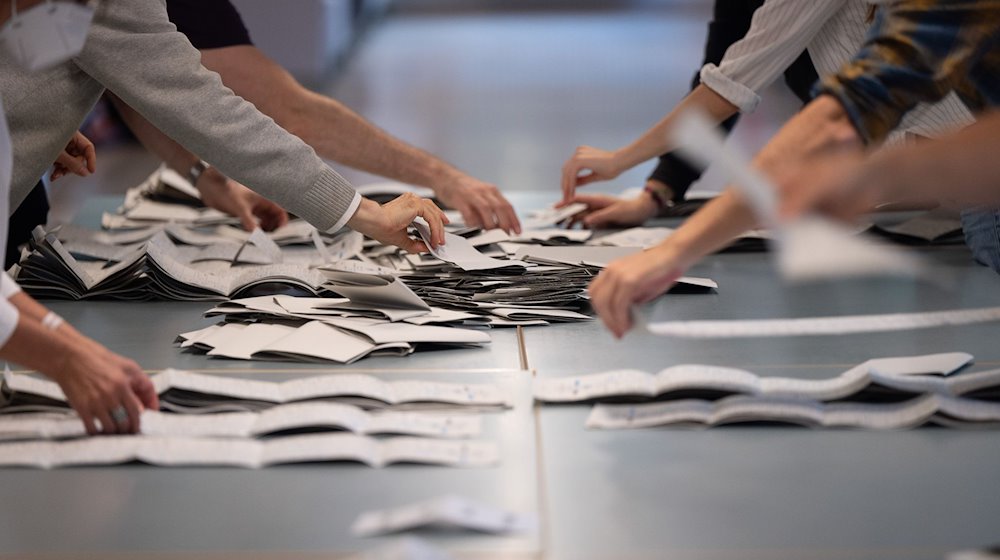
xmin=73 ymin=0 xmax=359 ymax=231
xmin=700 ymin=0 xmax=844 ymax=113
xmin=818 ymin=1 xmax=1000 ymax=145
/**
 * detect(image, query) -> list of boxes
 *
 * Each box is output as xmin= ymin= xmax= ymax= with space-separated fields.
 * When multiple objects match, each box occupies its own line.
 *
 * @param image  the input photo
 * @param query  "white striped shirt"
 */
xmin=699 ymin=0 xmax=975 ymax=143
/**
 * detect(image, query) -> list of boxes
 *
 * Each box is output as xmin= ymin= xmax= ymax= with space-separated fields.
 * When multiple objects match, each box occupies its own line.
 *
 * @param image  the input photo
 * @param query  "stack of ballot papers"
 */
xmin=12 ymin=224 xmax=363 ymax=301
xmin=10 ymin=186 xmax=719 ymax=336
xmin=0 ymin=368 xmax=510 ymax=469
xmin=3 ymin=368 xmax=514 ymax=413
xmin=533 ymin=352 xmax=1000 ymax=430
xmin=867 ymin=209 xmax=965 ymax=246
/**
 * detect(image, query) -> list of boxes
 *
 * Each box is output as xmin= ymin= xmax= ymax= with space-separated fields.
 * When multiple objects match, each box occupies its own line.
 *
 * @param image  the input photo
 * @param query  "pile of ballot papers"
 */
xmin=0 ymin=368 xmax=511 ymax=468
xmin=532 ymin=352 xmax=1000 ymax=430
xmin=8 ymin=172 xmax=720 ymax=329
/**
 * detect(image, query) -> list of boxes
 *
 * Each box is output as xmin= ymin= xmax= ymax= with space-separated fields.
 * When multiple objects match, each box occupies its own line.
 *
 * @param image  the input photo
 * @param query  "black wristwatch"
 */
xmin=187 ymin=160 xmax=209 ymax=186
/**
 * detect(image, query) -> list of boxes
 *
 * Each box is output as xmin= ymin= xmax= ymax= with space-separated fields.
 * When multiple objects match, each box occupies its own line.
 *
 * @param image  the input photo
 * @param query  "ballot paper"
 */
xmin=869 ymin=209 xmax=965 ymax=246
xmin=320 ymin=269 xmax=429 ymax=310
xmin=0 ymin=434 xmax=500 ymax=469
xmin=521 ymin=203 xmax=587 ymax=230
xmin=532 ymin=352 xmax=973 ymax=403
xmin=644 ymin=306 xmax=1000 ymax=338
xmin=513 ymin=245 xmax=641 ymax=267
xmin=672 ymin=110 xmax=931 ymax=282
xmin=412 ymin=220 xmax=528 ymax=272
xmin=509 ymin=228 xmax=593 ymax=244
xmin=351 ymin=495 xmax=537 ymax=537
xmin=4 ymin=368 xmax=513 ymax=411
xmin=0 ymin=404 xmax=481 ymax=441
xmin=585 ymin=392 xmax=1000 ymax=430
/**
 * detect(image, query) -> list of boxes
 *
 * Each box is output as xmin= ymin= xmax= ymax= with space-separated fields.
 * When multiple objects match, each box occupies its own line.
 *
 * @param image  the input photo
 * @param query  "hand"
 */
xmin=195 ymin=168 xmax=290 ymax=231
xmin=348 ymin=193 xmax=449 ymax=253
xmin=436 ymin=175 xmax=521 ymax=234
xmin=776 ymin=152 xmax=877 ymax=222
xmin=47 ymin=341 xmax=159 ymax=435
xmin=588 ymin=245 xmax=690 ymax=339
xmin=561 ymin=146 xmax=626 ymax=202
xmin=50 ymin=131 xmax=96 ymax=181
xmin=566 ymin=192 xmax=659 ymax=229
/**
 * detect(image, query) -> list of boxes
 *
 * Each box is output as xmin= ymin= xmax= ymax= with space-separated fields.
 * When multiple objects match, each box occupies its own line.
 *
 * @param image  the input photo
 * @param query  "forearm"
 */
xmin=109 ymin=94 xmax=199 ymax=175
xmin=652 ymin=95 xmax=861 ymax=263
xmin=0 ymin=314 xmax=77 ymax=375
xmin=616 ymin=85 xmax=739 ymax=171
xmin=289 ymin=90 xmax=467 ymax=189
xmin=860 ymin=112 xmax=1000 ymax=208
xmin=7 ymin=292 xmax=93 ymax=347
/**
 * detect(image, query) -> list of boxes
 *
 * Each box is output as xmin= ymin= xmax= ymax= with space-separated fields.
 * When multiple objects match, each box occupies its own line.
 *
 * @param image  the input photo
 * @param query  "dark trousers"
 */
xmin=648 ymin=0 xmax=819 ymax=201
xmin=6 ymin=181 xmax=48 ymax=269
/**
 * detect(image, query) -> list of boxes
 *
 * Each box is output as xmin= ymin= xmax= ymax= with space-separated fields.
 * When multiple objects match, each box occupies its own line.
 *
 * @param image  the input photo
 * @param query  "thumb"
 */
xmin=238 ymin=206 xmax=257 ymax=232
xmin=583 ymin=205 xmax=620 ymax=229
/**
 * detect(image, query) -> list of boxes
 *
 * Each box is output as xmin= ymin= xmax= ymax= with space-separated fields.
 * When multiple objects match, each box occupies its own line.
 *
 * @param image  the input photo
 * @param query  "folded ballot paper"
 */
xmin=531 ymin=351 xmax=1000 ymax=430
xmin=0 ymin=403 xmax=482 ymax=442
xmin=533 ymin=352 xmax=975 ymax=403
xmin=351 ymin=495 xmax=537 ymax=537
xmin=0 ymin=434 xmax=500 ymax=469
xmin=585 ymin=391 xmax=1000 ymax=430
xmin=3 ymin=368 xmax=514 ymax=413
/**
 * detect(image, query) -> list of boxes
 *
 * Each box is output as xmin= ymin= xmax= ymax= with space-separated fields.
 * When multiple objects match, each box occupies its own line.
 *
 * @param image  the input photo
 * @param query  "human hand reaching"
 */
xmin=50 ymin=131 xmax=96 ymax=181
xmin=47 ymin=341 xmax=158 ymax=435
xmin=588 ymin=245 xmax=690 ymax=339
xmin=435 ymin=175 xmax=521 ymax=234
xmin=195 ymin=168 xmax=289 ymax=231
xmin=565 ymin=192 xmax=659 ymax=229
xmin=560 ymin=146 xmax=626 ymax=203
xmin=348 ymin=193 xmax=449 ymax=253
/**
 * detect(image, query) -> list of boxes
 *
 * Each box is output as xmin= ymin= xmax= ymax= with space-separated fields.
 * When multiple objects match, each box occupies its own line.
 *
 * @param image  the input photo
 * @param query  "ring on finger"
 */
xmin=110 ymin=406 xmax=129 ymax=425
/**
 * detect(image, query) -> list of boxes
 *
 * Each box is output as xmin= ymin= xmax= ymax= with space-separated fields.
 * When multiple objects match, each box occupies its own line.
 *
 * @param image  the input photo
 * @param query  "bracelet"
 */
xmin=643 ymin=184 xmax=672 ymax=212
xmin=41 ymin=311 xmax=64 ymax=331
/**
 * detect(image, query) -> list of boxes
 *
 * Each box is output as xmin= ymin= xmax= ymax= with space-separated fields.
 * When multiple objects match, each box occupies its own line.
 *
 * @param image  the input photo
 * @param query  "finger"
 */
xmin=583 ymin=206 xmax=622 ymax=229
xmin=78 ymin=409 xmax=98 ymax=435
xmin=83 ymin=142 xmax=97 ymax=173
xmin=426 ymin=202 xmax=447 ymax=247
xmin=398 ymin=236 xmax=429 ymax=254
xmin=561 ymin=160 xmax=582 ymax=202
xmin=605 ymin=277 xmax=632 ymax=339
xmin=134 ymin=378 xmax=159 ymax=411
xmin=237 ymin=207 xmax=257 ymax=232
xmin=492 ymin=195 xmax=520 ymax=235
xmin=574 ymin=173 xmax=602 ymax=188
xmin=95 ymin=406 xmax=117 ymax=435
xmin=120 ymin=390 xmax=143 ymax=434
xmin=459 ymin=203 xmax=486 ymax=231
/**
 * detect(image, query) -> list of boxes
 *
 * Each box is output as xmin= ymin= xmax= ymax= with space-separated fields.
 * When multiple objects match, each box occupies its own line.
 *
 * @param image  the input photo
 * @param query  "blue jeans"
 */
xmin=961 ymin=209 xmax=1000 ymax=273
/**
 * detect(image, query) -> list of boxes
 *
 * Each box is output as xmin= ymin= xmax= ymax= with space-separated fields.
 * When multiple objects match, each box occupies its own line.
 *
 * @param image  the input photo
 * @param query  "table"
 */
xmin=4 ymin=195 xmax=1000 ymax=559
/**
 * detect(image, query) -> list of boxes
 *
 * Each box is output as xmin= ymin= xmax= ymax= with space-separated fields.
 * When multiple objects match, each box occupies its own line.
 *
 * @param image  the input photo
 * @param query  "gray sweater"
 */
xmin=0 ymin=0 xmax=359 ymax=232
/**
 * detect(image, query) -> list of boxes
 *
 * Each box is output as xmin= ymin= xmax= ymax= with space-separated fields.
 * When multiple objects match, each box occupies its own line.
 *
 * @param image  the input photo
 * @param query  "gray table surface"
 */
xmin=4 ymin=195 xmax=999 ymax=558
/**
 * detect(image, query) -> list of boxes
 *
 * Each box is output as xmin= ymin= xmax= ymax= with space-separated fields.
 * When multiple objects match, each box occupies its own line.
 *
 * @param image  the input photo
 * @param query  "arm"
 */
xmin=74 ymin=1 xmax=356 ymax=233
xmin=74 ymin=1 xmax=444 ymax=248
xmin=199 ymin=46 xmax=520 ymax=233
xmin=108 ymin=94 xmax=289 ymax=231
xmin=560 ymin=0 xmax=844 ymax=201
xmin=589 ymin=95 xmax=862 ymax=337
xmin=818 ymin=0 xmax=1000 ymax=145
xmin=780 ymin=110 xmax=1000 ymax=220
xmin=0 ymin=275 xmax=158 ymax=434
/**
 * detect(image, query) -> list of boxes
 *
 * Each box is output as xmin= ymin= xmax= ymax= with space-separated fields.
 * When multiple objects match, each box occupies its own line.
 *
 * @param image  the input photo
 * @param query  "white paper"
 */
xmin=351 ymin=495 xmax=537 ymax=537
xmin=645 ymin=307 xmax=1000 ymax=338
xmin=412 ymin=221 xmax=527 ymax=272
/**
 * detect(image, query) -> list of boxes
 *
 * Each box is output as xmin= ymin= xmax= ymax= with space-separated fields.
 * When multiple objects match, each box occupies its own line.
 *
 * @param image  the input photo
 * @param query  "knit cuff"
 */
xmin=297 ymin=167 xmax=360 ymax=232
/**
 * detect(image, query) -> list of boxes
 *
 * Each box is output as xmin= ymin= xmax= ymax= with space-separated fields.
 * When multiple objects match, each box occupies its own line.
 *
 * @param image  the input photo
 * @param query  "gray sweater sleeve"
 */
xmin=73 ymin=0 xmax=359 ymax=231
